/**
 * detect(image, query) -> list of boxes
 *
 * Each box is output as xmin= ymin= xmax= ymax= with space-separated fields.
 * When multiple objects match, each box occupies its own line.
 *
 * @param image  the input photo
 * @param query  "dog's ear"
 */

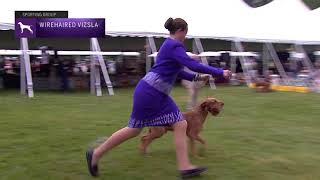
xmin=200 ymin=101 xmax=207 ymax=109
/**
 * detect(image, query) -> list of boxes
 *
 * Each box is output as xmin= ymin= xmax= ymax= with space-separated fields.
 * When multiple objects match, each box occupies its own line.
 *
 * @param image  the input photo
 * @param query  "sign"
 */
xmin=15 ymin=18 xmax=37 ymax=38
xmin=15 ymin=18 xmax=105 ymax=38
xmin=15 ymin=11 xmax=68 ymax=18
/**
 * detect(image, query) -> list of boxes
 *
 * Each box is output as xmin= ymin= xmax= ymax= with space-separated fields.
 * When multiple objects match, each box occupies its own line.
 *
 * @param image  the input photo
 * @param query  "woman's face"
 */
xmin=175 ymin=27 xmax=188 ymax=42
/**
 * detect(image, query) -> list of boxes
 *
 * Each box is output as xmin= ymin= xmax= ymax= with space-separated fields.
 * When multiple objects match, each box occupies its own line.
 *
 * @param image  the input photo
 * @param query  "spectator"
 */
xmin=181 ymin=55 xmax=207 ymax=110
xmin=58 ymin=60 xmax=71 ymax=91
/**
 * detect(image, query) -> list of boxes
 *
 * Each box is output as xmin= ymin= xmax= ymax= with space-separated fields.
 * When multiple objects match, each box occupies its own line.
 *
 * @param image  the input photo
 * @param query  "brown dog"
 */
xmin=253 ymin=76 xmax=272 ymax=92
xmin=139 ymin=97 xmax=224 ymax=156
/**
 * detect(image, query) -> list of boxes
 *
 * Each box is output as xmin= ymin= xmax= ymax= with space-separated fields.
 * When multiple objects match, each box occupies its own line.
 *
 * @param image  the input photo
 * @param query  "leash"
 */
xmin=206 ymin=77 xmax=215 ymax=98
xmin=206 ymin=83 xmax=209 ymax=98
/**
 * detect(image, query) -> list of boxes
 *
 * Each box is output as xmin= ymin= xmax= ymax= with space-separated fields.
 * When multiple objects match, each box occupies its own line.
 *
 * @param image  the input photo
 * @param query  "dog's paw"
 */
xmin=139 ymin=147 xmax=147 ymax=155
xmin=198 ymin=151 xmax=207 ymax=158
xmin=193 ymin=154 xmax=205 ymax=159
xmin=139 ymin=144 xmax=151 ymax=156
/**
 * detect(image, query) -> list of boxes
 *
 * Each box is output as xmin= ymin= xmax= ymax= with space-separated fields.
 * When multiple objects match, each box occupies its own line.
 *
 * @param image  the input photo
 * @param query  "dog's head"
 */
xmin=18 ymin=22 xmax=22 ymax=25
xmin=200 ymin=97 xmax=224 ymax=116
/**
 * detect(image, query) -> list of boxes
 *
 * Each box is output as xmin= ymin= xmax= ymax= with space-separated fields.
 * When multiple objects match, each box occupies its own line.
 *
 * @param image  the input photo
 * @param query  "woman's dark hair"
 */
xmin=164 ymin=17 xmax=188 ymax=34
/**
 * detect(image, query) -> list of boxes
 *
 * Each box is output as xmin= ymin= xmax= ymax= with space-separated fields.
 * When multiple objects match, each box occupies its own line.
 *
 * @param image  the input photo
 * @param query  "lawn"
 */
xmin=0 ymin=86 xmax=319 ymax=180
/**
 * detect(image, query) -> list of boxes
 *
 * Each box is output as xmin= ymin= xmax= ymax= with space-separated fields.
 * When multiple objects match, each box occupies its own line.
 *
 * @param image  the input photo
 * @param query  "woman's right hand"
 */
xmin=223 ymin=70 xmax=232 ymax=79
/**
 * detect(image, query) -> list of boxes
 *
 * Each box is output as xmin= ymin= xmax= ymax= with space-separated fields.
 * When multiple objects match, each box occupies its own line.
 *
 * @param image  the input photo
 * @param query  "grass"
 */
xmin=0 ymin=86 xmax=320 ymax=180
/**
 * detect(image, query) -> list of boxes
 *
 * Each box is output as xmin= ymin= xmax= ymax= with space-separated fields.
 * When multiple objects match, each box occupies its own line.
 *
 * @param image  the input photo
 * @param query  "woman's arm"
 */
xmin=177 ymin=71 xmax=196 ymax=81
xmin=172 ymin=46 xmax=223 ymax=77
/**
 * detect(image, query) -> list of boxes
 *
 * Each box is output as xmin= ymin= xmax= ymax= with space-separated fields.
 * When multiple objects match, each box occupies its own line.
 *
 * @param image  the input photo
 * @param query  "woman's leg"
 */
xmin=172 ymin=120 xmax=196 ymax=170
xmin=92 ymin=127 xmax=142 ymax=165
xmin=182 ymin=80 xmax=193 ymax=110
xmin=190 ymin=84 xmax=199 ymax=109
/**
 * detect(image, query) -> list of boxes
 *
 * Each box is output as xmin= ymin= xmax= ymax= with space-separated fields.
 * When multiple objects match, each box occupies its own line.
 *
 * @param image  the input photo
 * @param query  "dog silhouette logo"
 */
xmin=15 ymin=18 xmax=36 ymax=38
xmin=17 ymin=22 xmax=34 ymax=34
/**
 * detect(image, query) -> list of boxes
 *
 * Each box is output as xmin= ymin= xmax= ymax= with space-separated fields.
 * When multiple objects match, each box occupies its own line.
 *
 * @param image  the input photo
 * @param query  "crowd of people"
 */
xmin=0 ymin=55 xmax=145 ymax=90
xmin=0 ymin=51 xmax=320 ymax=92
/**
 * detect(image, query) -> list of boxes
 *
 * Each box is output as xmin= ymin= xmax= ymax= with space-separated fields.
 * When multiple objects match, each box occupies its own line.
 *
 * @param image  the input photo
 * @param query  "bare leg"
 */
xmin=172 ymin=120 xmax=196 ymax=170
xmin=92 ymin=127 xmax=142 ymax=165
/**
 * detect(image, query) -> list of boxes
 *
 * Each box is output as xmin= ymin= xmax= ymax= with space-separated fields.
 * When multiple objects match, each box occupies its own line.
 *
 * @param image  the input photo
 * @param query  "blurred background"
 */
xmin=1 ymin=1 xmax=320 ymax=180
xmin=0 ymin=0 xmax=320 ymax=92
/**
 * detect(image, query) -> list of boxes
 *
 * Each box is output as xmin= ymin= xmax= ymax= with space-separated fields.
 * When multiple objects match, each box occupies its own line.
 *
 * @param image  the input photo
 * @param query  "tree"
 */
xmin=303 ymin=0 xmax=320 ymax=10
xmin=243 ymin=0 xmax=320 ymax=9
xmin=243 ymin=0 xmax=274 ymax=7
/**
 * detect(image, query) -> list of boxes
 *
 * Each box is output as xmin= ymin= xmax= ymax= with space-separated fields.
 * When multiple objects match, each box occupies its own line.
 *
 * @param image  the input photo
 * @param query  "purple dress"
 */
xmin=127 ymin=38 xmax=223 ymax=128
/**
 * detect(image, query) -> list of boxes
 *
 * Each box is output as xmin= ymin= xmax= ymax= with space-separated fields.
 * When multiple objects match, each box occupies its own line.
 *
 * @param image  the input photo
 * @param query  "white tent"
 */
xmin=0 ymin=0 xmax=319 ymax=43
xmin=235 ymin=0 xmax=320 ymax=43
xmin=1 ymin=0 xmax=319 ymax=97
xmin=312 ymin=7 xmax=320 ymax=15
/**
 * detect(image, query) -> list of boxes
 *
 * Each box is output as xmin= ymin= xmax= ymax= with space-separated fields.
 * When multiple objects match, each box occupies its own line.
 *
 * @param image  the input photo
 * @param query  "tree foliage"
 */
xmin=243 ymin=0 xmax=320 ymax=9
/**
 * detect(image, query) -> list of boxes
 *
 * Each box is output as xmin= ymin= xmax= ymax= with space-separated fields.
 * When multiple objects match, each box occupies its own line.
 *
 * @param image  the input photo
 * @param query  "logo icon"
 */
xmin=17 ymin=22 xmax=34 ymax=34
xmin=14 ymin=18 xmax=105 ymax=38
xmin=15 ymin=18 xmax=36 ymax=38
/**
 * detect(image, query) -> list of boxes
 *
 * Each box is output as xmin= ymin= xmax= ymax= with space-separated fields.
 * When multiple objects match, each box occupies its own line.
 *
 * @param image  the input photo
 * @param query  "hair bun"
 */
xmin=164 ymin=17 xmax=174 ymax=31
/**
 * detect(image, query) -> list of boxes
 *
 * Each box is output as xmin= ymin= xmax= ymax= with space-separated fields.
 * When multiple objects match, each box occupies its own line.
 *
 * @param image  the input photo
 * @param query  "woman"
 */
xmin=86 ymin=17 xmax=231 ymax=178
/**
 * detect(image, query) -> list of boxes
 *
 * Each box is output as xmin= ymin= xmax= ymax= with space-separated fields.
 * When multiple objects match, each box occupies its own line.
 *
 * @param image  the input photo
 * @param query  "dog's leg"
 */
xmin=187 ymin=130 xmax=203 ymax=158
xmin=189 ymin=138 xmax=204 ymax=159
xmin=195 ymin=135 xmax=207 ymax=150
xmin=28 ymin=28 xmax=33 ymax=34
xmin=189 ymin=138 xmax=197 ymax=157
xmin=139 ymin=127 xmax=166 ymax=154
xmin=188 ymin=132 xmax=201 ymax=158
xmin=195 ymin=135 xmax=206 ymax=146
xmin=189 ymin=135 xmax=207 ymax=158
xmin=139 ymin=129 xmax=153 ymax=154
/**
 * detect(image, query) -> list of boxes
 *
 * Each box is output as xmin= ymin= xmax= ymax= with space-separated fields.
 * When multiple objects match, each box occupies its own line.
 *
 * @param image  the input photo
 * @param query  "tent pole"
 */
xmin=262 ymin=44 xmax=270 ymax=77
xmin=294 ymin=44 xmax=314 ymax=73
xmin=94 ymin=59 xmax=102 ymax=96
xmin=230 ymin=43 xmax=238 ymax=85
xmin=90 ymin=40 xmax=96 ymax=95
xmin=20 ymin=39 xmax=26 ymax=95
xmin=90 ymin=39 xmax=99 ymax=95
xmin=265 ymin=43 xmax=289 ymax=84
xmin=193 ymin=38 xmax=216 ymax=89
xmin=91 ymin=38 xmax=114 ymax=96
xmin=233 ymin=41 xmax=252 ymax=85
xmin=230 ymin=43 xmax=237 ymax=74
xmin=145 ymin=37 xmax=157 ymax=73
xmin=20 ymin=38 xmax=34 ymax=98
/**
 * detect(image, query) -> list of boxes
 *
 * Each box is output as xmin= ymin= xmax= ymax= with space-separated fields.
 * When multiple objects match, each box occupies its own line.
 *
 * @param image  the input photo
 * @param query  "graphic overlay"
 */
xmin=15 ymin=18 xmax=36 ymax=38
xmin=15 ymin=11 xmax=68 ymax=18
xmin=15 ymin=18 xmax=105 ymax=38
xmin=36 ymin=18 xmax=105 ymax=38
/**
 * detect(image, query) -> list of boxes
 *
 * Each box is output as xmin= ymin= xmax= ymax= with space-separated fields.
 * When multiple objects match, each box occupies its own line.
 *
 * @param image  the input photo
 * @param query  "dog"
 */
xmin=139 ymin=97 xmax=224 ymax=157
xmin=253 ymin=76 xmax=271 ymax=92
xmin=18 ymin=22 xmax=33 ymax=34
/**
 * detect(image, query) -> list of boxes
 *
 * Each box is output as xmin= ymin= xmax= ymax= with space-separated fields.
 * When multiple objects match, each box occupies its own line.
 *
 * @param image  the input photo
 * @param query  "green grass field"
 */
xmin=0 ymin=86 xmax=320 ymax=180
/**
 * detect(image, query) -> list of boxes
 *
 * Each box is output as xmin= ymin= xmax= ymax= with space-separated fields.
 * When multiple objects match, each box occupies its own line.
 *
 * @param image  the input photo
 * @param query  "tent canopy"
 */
xmin=1 ymin=0 xmax=319 ymax=44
